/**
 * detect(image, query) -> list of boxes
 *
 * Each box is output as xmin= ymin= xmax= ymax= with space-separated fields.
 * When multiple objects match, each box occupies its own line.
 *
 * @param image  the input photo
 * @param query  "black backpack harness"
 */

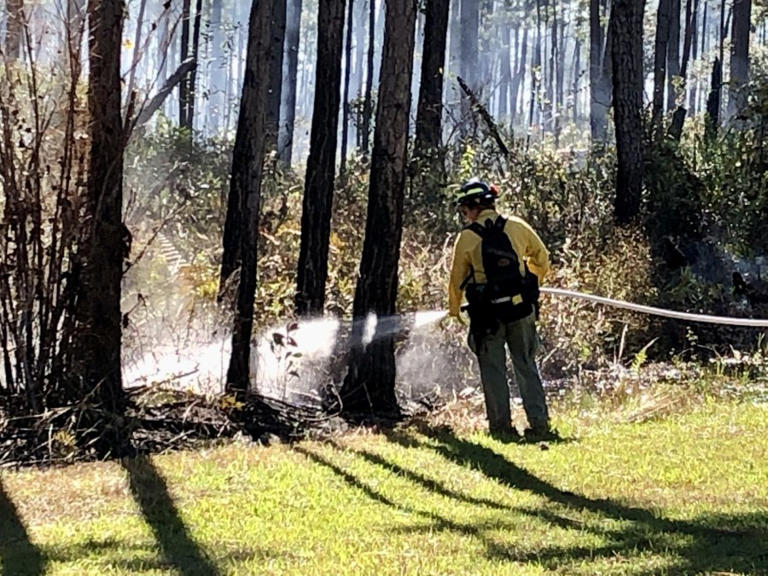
xmin=460 ymin=216 xmax=539 ymax=331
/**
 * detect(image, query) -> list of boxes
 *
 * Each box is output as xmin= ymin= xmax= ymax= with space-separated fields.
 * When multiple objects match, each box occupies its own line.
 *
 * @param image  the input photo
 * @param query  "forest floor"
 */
xmin=1 ymin=379 xmax=767 ymax=576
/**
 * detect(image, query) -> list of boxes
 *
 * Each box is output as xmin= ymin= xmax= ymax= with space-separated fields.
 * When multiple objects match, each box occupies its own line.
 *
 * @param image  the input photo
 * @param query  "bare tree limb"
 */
xmin=132 ymin=58 xmax=196 ymax=130
xmin=457 ymin=75 xmax=511 ymax=162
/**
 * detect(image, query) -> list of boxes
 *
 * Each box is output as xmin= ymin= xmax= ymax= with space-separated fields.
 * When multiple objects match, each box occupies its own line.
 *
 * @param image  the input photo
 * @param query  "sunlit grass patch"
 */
xmin=1 ymin=397 xmax=767 ymax=575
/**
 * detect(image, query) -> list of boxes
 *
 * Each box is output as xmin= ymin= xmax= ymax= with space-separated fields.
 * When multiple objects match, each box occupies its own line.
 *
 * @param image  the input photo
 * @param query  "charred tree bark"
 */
xmin=340 ymin=0 xmax=416 ymax=415
xmin=267 ymin=0 xmax=287 ymax=153
xmin=727 ymin=0 xmax=751 ymax=121
xmin=294 ymin=0 xmax=346 ymax=316
xmin=610 ymin=0 xmax=644 ymax=225
xmin=220 ymin=0 xmax=275 ymax=391
xmin=705 ymin=56 xmax=721 ymax=138
xmin=413 ymin=0 xmax=449 ymax=175
xmin=77 ymin=0 xmax=127 ymax=454
xmin=278 ymin=0 xmax=302 ymax=165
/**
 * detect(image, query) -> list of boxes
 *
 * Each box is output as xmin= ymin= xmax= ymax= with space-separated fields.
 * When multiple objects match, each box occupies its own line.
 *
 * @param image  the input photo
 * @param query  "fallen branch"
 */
xmin=457 ymin=76 xmax=511 ymax=161
xmin=132 ymin=58 xmax=196 ymax=130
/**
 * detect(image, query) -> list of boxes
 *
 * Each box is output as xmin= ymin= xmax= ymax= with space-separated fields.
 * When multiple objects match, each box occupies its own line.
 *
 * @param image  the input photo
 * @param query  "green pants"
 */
xmin=469 ymin=312 xmax=549 ymax=433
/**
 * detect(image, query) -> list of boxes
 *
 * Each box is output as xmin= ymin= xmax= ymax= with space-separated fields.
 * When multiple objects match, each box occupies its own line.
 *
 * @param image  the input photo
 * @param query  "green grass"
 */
xmin=1 ymin=397 xmax=767 ymax=576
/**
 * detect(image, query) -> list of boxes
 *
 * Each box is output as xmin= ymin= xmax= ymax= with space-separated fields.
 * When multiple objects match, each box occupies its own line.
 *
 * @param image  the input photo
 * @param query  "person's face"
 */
xmin=458 ymin=204 xmax=480 ymax=223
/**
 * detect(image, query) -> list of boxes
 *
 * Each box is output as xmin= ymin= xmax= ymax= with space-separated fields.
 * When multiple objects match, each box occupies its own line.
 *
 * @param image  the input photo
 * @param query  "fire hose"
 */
xmin=540 ymin=287 xmax=768 ymax=328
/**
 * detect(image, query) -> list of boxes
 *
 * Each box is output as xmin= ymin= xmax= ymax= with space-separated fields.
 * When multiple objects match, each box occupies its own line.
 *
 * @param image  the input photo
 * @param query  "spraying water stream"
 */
xmin=123 ymin=310 xmax=451 ymax=403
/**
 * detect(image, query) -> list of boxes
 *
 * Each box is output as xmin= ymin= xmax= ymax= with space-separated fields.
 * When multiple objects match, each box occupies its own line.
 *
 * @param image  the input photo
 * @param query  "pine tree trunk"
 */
xmin=354 ymin=0 xmax=366 ymax=147
xmin=511 ymin=26 xmax=527 ymax=120
xmin=187 ymin=0 xmax=204 ymax=129
xmin=498 ymin=24 xmax=513 ymax=120
xmin=179 ymin=0 xmax=192 ymax=127
xmin=125 ymin=0 xmax=147 ymax=105
xmin=209 ymin=0 xmax=225 ymax=134
xmin=413 ymin=0 xmax=449 ymax=173
xmin=689 ymin=0 xmax=699 ymax=114
xmin=611 ymin=0 xmax=644 ymax=225
xmin=361 ymin=0 xmax=375 ymax=153
xmin=221 ymin=0 xmax=276 ymax=391
xmin=667 ymin=0 xmax=681 ymax=111
xmin=6 ymin=0 xmax=24 ymax=62
xmin=669 ymin=0 xmax=696 ymax=140
xmin=278 ymin=0 xmax=302 ymax=164
xmin=727 ymin=0 xmax=751 ymax=121
xmin=340 ymin=0 xmax=355 ymax=177
xmin=652 ymin=0 xmax=671 ymax=135
xmin=78 ymin=0 xmax=127 ymax=454
xmin=589 ymin=0 xmax=611 ymax=144
xmin=266 ymin=0 xmax=287 ymax=152
xmin=294 ymin=0 xmax=346 ymax=316
xmin=459 ymin=0 xmax=480 ymax=131
xmin=340 ymin=0 xmax=416 ymax=415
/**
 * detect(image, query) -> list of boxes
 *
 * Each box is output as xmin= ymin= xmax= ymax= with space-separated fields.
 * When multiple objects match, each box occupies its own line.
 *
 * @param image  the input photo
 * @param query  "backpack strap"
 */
xmin=464 ymin=222 xmax=486 ymax=237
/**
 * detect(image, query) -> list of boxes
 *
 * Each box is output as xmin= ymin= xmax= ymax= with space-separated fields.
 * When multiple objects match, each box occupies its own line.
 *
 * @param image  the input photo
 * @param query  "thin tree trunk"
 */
xmin=295 ymin=0 xmax=346 ymax=315
xmin=572 ymin=35 xmax=582 ymax=121
xmin=498 ymin=23 xmax=514 ymax=120
xmin=209 ymin=0 xmax=225 ymax=133
xmin=354 ymin=0 xmax=366 ymax=147
xmin=266 ymin=0 xmax=287 ymax=152
xmin=179 ymin=0 xmax=192 ymax=127
xmin=187 ymin=0 xmax=204 ymax=129
xmin=340 ymin=0 xmax=417 ymax=414
xmin=511 ymin=25 xmax=528 ymax=120
xmin=669 ymin=0 xmax=696 ymax=140
xmin=667 ymin=0 xmax=681 ymax=111
xmin=78 ymin=0 xmax=127 ymax=454
xmin=361 ymin=0 xmax=375 ymax=153
xmin=589 ymin=0 xmax=611 ymax=144
xmin=460 ymin=0 xmax=480 ymax=132
xmin=340 ymin=0 xmax=355 ymax=177
xmin=125 ymin=0 xmax=147 ymax=106
xmin=221 ymin=0 xmax=276 ymax=391
xmin=278 ymin=0 xmax=302 ymax=164
xmin=6 ymin=0 xmax=24 ymax=62
xmin=727 ymin=0 xmax=751 ymax=121
xmin=652 ymin=0 xmax=671 ymax=135
xmin=689 ymin=0 xmax=699 ymax=114
xmin=413 ymin=0 xmax=449 ymax=173
xmin=611 ymin=0 xmax=644 ymax=225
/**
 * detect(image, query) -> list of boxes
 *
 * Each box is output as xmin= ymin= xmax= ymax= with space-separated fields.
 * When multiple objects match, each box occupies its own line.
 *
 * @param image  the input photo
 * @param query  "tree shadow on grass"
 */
xmin=384 ymin=424 xmax=768 ymax=575
xmin=122 ymin=455 xmax=219 ymax=576
xmin=43 ymin=537 xmax=271 ymax=574
xmin=0 ymin=477 xmax=45 ymax=576
xmin=293 ymin=445 xmax=519 ymax=540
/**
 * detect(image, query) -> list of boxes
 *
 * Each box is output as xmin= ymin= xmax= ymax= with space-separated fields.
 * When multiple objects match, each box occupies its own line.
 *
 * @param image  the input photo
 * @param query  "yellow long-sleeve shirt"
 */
xmin=448 ymin=210 xmax=550 ymax=317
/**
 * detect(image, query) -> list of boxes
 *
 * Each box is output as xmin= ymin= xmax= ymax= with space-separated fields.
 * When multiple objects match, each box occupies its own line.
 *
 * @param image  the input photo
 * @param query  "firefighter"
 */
xmin=448 ymin=178 xmax=556 ymax=441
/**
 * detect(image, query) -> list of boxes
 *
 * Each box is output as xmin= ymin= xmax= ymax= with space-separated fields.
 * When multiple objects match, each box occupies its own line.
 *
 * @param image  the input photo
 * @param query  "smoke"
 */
xmin=122 ymin=305 xmax=471 ymax=409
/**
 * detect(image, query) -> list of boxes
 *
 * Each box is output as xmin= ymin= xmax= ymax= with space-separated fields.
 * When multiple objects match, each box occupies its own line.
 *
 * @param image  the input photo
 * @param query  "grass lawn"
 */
xmin=1 ymin=393 xmax=767 ymax=575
